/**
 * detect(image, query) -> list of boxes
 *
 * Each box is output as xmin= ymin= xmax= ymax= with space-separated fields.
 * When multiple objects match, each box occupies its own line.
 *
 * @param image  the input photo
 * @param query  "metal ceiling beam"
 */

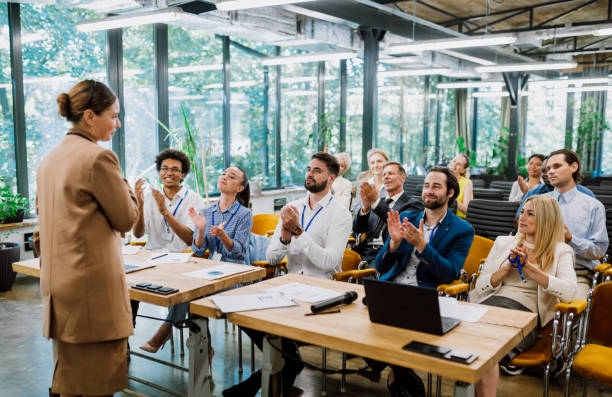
xmin=465 ymin=8 xmax=530 ymax=34
xmin=534 ymin=0 xmax=599 ymax=28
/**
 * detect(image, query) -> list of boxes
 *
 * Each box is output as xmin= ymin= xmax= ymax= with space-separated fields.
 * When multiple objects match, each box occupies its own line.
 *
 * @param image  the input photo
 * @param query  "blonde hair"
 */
xmin=516 ymin=195 xmax=565 ymax=271
xmin=362 ymin=148 xmax=390 ymax=178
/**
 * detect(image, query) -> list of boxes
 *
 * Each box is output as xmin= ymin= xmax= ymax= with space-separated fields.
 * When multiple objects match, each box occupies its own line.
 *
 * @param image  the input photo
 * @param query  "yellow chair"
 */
xmin=130 ymin=241 xmax=146 ymax=246
xmin=436 ymin=235 xmax=494 ymax=300
xmin=564 ymin=282 xmax=612 ymax=396
xmin=332 ymin=248 xmax=375 ymax=282
xmin=593 ymin=263 xmax=611 ymax=285
xmin=252 ymin=213 xmax=280 ymax=237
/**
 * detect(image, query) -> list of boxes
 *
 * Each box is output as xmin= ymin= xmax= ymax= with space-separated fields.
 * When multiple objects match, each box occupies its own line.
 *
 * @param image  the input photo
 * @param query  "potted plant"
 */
xmin=0 ymin=231 xmax=20 ymax=291
xmin=0 ymin=177 xmax=29 ymax=224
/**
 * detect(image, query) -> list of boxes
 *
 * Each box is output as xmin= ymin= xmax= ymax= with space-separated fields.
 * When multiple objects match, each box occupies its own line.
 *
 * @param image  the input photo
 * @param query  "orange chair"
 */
xmin=332 ymin=248 xmax=375 ymax=282
xmin=250 ymin=213 xmax=287 ymax=279
xmin=564 ymin=282 xmax=612 ymax=396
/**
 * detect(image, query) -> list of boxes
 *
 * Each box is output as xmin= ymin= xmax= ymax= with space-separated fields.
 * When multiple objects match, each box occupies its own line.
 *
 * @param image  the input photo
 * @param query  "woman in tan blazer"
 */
xmin=37 ymin=80 xmax=138 ymax=397
xmin=470 ymin=195 xmax=577 ymax=397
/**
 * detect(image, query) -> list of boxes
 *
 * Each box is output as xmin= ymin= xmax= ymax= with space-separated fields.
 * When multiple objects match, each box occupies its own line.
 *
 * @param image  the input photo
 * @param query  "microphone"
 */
xmin=310 ymin=291 xmax=358 ymax=313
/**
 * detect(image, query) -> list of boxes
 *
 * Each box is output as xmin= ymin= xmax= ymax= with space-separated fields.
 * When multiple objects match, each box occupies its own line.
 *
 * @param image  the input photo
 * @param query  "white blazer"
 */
xmin=470 ymin=235 xmax=577 ymax=326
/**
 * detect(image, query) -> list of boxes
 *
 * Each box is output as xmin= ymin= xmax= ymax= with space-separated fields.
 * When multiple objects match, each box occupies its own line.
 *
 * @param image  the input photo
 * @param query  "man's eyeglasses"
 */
xmin=160 ymin=167 xmax=182 ymax=174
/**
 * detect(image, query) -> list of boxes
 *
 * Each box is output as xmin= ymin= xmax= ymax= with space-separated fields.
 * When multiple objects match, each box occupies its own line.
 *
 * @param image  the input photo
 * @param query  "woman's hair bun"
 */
xmin=57 ymin=93 xmax=72 ymax=120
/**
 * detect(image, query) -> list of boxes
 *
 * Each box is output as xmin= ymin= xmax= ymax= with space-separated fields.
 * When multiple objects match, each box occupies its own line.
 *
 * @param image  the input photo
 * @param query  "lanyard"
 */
xmin=427 ymin=223 xmax=440 ymax=243
xmin=508 ymin=254 xmax=527 ymax=281
xmin=301 ymin=196 xmax=332 ymax=232
xmin=164 ymin=190 xmax=188 ymax=231
xmin=212 ymin=203 xmax=241 ymax=250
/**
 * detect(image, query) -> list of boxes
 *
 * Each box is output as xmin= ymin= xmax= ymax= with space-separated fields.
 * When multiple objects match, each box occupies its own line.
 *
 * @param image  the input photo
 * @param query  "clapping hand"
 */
xmin=134 ymin=179 xmax=145 ymax=206
xmin=400 ymin=218 xmax=427 ymax=251
xmin=188 ymin=207 xmax=207 ymax=232
xmin=360 ymin=182 xmax=378 ymax=210
xmin=509 ymin=245 xmax=528 ymax=267
xmin=280 ymin=205 xmax=300 ymax=232
xmin=210 ymin=222 xmax=227 ymax=239
xmin=387 ymin=210 xmax=404 ymax=244
xmin=151 ymin=188 xmax=168 ymax=216
xmin=517 ymin=175 xmax=528 ymax=194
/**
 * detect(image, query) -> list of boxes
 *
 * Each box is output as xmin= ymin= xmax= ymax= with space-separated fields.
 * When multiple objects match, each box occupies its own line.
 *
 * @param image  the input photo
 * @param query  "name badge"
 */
xmin=211 ymin=251 xmax=222 ymax=261
xmin=162 ymin=232 xmax=173 ymax=241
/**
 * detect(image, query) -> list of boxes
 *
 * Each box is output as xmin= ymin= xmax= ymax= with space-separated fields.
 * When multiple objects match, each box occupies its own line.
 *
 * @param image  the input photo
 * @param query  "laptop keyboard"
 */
xmin=441 ymin=316 xmax=460 ymax=332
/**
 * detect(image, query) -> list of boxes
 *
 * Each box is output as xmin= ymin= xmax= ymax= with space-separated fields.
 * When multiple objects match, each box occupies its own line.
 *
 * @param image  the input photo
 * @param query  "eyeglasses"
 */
xmin=160 ymin=167 xmax=182 ymax=174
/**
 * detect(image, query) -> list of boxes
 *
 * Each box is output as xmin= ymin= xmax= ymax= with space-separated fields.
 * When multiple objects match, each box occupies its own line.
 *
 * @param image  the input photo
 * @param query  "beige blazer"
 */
xmin=36 ymin=128 xmax=138 ymax=343
xmin=470 ymin=235 xmax=577 ymax=327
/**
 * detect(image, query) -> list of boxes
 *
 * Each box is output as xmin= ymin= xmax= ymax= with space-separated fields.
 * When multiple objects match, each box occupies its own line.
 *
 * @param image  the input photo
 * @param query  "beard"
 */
xmin=423 ymin=195 xmax=446 ymax=209
xmin=304 ymin=178 xmax=328 ymax=193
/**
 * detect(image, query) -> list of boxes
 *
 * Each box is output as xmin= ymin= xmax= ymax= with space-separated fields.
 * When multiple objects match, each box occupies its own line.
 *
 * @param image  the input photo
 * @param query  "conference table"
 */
xmin=190 ymin=273 xmax=538 ymax=397
xmin=12 ymin=250 xmax=266 ymax=397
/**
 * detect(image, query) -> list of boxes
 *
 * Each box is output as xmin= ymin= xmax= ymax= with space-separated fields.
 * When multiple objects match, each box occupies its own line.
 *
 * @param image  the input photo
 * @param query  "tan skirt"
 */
xmin=52 ymin=337 xmax=127 ymax=396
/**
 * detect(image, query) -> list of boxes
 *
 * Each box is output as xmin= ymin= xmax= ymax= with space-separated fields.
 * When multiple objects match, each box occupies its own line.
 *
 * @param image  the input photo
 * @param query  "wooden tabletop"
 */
xmin=190 ymin=274 xmax=537 ymax=384
xmin=12 ymin=250 xmax=266 ymax=307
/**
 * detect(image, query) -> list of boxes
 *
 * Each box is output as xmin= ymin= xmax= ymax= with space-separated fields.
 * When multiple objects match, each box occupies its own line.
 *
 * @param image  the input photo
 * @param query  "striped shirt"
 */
xmin=191 ymin=199 xmax=253 ymax=264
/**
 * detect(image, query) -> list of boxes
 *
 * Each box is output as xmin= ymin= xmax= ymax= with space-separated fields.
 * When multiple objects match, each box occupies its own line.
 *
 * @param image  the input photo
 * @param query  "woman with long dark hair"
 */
xmin=37 ymin=80 xmax=138 ymax=395
xmin=140 ymin=166 xmax=253 ymax=352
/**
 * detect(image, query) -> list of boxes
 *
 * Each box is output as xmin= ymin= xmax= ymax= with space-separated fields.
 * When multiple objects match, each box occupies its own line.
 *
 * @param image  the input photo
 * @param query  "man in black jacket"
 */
xmin=353 ymin=161 xmax=423 ymax=264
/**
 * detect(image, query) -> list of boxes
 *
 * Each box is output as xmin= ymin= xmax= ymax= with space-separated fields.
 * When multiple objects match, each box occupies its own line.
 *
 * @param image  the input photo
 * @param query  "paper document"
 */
xmin=148 ymin=252 xmax=192 ymax=264
xmin=264 ymin=282 xmax=343 ymax=303
xmin=212 ymin=293 xmax=297 ymax=313
xmin=122 ymin=245 xmax=141 ymax=255
xmin=439 ymin=296 xmax=487 ymax=322
xmin=183 ymin=264 xmax=252 ymax=280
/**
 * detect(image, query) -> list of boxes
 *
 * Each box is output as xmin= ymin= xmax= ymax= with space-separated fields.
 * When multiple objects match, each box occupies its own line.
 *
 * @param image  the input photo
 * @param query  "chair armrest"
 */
xmin=594 ymin=263 xmax=611 ymax=273
xmin=555 ymin=300 xmax=588 ymax=315
xmin=130 ymin=241 xmax=146 ymax=246
xmin=251 ymin=258 xmax=287 ymax=269
xmin=436 ymin=280 xmax=469 ymax=296
xmin=265 ymin=229 xmax=275 ymax=237
xmin=332 ymin=269 xmax=376 ymax=282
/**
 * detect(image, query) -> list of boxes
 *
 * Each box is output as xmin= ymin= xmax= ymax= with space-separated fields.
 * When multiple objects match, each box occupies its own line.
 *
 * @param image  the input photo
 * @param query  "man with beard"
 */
xmin=373 ymin=167 xmax=474 ymax=397
xmin=353 ymin=161 xmax=423 ymax=264
xmin=266 ymin=151 xmax=352 ymax=278
xmin=223 ymin=152 xmax=351 ymax=397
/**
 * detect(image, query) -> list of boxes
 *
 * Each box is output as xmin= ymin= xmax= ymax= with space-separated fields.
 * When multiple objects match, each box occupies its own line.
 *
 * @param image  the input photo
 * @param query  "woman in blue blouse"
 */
xmin=140 ymin=166 xmax=252 ymax=353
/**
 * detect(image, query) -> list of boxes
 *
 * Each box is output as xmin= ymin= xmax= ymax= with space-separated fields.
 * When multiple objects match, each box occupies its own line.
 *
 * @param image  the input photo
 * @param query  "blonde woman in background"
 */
xmin=450 ymin=153 xmax=473 ymax=218
xmin=353 ymin=148 xmax=389 ymax=213
xmin=471 ymin=194 xmax=577 ymax=397
xmin=332 ymin=152 xmax=353 ymax=209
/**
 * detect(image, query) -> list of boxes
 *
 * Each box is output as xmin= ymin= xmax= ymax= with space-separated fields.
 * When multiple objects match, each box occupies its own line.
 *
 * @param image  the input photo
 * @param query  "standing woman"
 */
xmin=508 ymin=154 xmax=545 ymax=202
xmin=37 ymin=80 xmax=138 ymax=396
xmin=141 ymin=166 xmax=252 ymax=351
xmin=450 ymin=153 xmax=473 ymax=218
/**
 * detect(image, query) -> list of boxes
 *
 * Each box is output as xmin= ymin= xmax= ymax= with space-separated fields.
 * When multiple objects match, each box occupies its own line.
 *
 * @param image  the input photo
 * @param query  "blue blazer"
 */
xmin=374 ymin=209 xmax=474 ymax=289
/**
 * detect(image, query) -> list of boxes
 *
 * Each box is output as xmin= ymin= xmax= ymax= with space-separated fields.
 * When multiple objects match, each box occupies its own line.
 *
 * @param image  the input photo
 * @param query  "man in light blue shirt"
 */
xmin=545 ymin=149 xmax=608 ymax=300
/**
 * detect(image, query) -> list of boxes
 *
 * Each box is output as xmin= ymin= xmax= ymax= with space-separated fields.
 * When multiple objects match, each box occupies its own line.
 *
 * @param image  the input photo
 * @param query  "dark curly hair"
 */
xmin=155 ymin=149 xmax=191 ymax=177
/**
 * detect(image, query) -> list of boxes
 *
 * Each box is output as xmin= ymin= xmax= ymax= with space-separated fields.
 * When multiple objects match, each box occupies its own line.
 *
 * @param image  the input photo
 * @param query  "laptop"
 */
xmin=124 ymin=260 xmax=156 ymax=274
xmin=363 ymin=278 xmax=461 ymax=335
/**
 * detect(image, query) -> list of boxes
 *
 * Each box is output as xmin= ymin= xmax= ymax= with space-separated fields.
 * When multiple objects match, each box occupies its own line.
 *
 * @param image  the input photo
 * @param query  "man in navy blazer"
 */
xmin=375 ymin=167 xmax=474 ymax=288
xmin=372 ymin=166 xmax=474 ymax=397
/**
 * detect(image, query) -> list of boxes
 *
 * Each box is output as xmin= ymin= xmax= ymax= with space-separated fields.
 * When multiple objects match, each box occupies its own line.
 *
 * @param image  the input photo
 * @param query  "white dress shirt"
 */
xmin=143 ymin=186 xmax=206 ymax=252
xmin=266 ymin=191 xmax=352 ymax=279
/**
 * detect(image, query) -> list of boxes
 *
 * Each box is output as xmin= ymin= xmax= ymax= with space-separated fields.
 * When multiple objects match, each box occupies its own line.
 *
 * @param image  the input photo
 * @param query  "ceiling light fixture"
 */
xmin=437 ymin=81 xmax=505 ymax=89
xmin=529 ymin=77 xmax=610 ymax=87
xmin=560 ymin=85 xmax=612 ymax=93
xmin=594 ymin=27 xmax=612 ymax=36
xmin=379 ymin=68 xmax=451 ymax=77
xmin=76 ymin=8 xmax=189 ymax=32
xmin=439 ymin=49 xmax=496 ymax=66
xmin=216 ymin=0 xmax=320 ymax=11
xmin=261 ymin=51 xmax=356 ymax=66
xmin=270 ymin=38 xmax=320 ymax=47
xmin=387 ymin=34 xmax=516 ymax=54
xmin=379 ymin=56 xmax=421 ymax=65
xmin=475 ymin=61 xmax=577 ymax=73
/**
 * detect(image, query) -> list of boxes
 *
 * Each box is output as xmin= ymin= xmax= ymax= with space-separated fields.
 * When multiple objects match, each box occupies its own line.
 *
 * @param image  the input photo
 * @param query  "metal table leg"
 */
xmin=187 ymin=317 xmax=212 ymax=397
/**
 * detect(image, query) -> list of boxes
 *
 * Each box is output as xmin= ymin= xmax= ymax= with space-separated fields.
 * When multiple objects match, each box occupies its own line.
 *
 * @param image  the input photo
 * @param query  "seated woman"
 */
xmin=140 ymin=166 xmax=252 ymax=352
xmin=449 ymin=153 xmax=473 ymax=218
xmin=508 ymin=153 xmax=545 ymax=202
xmin=470 ymin=194 xmax=577 ymax=397
xmin=352 ymin=148 xmax=389 ymax=214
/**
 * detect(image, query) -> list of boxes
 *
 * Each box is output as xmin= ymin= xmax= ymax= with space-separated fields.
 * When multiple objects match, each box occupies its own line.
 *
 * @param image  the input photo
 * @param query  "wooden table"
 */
xmin=12 ymin=250 xmax=266 ymax=397
xmin=190 ymin=274 xmax=538 ymax=396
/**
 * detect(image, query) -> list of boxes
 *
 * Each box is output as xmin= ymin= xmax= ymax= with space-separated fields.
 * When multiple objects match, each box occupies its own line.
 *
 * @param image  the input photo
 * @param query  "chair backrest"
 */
xmin=252 ymin=214 xmax=280 ymax=236
xmin=606 ymin=209 xmax=612 ymax=258
xmin=466 ymin=199 xmax=520 ymax=240
xmin=463 ymin=235 xmax=494 ymax=279
xmin=489 ymin=181 xmax=515 ymax=201
xmin=342 ymin=249 xmax=362 ymax=272
xmin=597 ymin=194 xmax=612 ymax=210
xmin=587 ymin=282 xmax=612 ymax=346
xmin=473 ymin=188 xmax=504 ymax=200
xmin=471 ymin=178 xmax=486 ymax=188
xmin=588 ymin=185 xmax=612 ymax=197
xmin=403 ymin=175 xmax=425 ymax=196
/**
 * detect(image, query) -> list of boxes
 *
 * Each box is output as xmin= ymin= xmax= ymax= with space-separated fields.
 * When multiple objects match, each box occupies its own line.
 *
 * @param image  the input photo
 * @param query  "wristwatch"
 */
xmin=291 ymin=226 xmax=303 ymax=236
xmin=280 ymin=236 xmax=291 ymax=246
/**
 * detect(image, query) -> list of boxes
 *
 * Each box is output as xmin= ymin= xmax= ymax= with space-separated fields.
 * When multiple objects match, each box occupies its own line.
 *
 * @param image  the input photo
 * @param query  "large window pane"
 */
xmin=123 ymin=25 xmax=156 ymax=181
xmin=475 ymin=96 xmax=501 ymax=169
xmin=324 ymin=60 xmax=341 ymax=154
xmin=21 ymin=4 xmax=107 ymax=204
xmin=345 ymin=58 xmax=363 ymax=178
xmin=168 ymin=27 xmax=222 ymax=197
xmin=0 ymin=4 xmax=15 ymax=187
xmin=526 ymin=86 xmax=566 ymax=155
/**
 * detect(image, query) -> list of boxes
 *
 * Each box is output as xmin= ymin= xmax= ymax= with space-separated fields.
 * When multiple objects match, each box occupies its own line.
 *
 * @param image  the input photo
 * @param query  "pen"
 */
xmin=304 ymin=309 xmax=341 ymax=316
xmin=150 ymin=253 xmax=168 ymax=261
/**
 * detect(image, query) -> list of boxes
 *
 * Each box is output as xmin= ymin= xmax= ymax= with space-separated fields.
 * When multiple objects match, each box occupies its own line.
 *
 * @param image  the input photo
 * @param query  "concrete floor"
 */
xmin=1 ymin=274 xmax=611 ymax=397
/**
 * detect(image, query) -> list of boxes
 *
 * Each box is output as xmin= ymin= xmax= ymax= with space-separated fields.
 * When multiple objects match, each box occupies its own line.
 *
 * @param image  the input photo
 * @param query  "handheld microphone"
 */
xmin=310 ymin=291 xmax=358 ymax=313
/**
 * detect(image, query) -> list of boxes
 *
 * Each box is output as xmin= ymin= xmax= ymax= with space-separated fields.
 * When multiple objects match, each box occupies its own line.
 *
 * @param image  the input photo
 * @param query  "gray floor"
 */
xmin=2 ymin=274 xmax=611 ymax=397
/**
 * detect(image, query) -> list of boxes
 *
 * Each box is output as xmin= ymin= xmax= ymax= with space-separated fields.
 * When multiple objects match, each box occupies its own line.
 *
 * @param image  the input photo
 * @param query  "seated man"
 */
xmin=353 ymin=161 xmax=423 ymax=264
xmin=130 ymin=149 xmax=205 ymax=326
xmin=223 ymin=152 xmax=352 ymax=397
xmin=544 ymin=149 xmax=607 ymax=301
xmin=372 ymin=167 xmax=474 ymax=396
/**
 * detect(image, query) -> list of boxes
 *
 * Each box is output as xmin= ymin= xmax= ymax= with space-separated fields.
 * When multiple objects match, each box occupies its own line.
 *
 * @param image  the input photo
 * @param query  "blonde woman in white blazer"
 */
xmin=470 ymin=195 xmax=577 ymax=397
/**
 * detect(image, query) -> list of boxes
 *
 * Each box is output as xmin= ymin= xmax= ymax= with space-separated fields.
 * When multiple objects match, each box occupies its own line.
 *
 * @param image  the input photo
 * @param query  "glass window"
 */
xmin=345 ymin=58 xmax=363 ymax=179
xmin=280 ymin=59 xmax=318 ymax=186
xmin=0 ymin=4 xmax=15 ymax=187
xmin=526 ymin=86 xmax=566 ymax=155
xmin=123 ymin=25 xmax=156 ymax=182
xmin=603 ymin=95 xmax=612 ymax=175
xmin=323 ymin=60 xmax=341 ymax=154
xmin=475 ymin=95 xmax=501 ymax=169
xmin=438 ymin=85 xmax=457 ymax=165
xmin=168 ymin=27 xmax=222 ymax=197
xmin=21 ymin=4 xmax=107 ymax=204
